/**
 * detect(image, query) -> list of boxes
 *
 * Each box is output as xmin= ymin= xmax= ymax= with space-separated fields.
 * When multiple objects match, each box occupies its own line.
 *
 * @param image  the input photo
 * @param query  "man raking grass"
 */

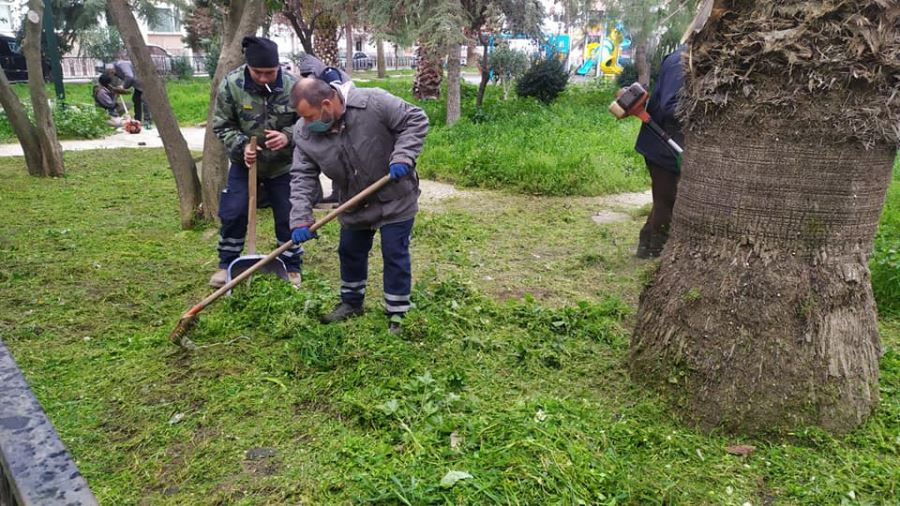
xmin=288 ymin=76 xmax=429 ymax=336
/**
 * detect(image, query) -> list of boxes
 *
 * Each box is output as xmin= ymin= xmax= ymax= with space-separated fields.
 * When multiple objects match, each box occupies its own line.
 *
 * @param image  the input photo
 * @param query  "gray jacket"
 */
xmin=289 ymin=84 xmax=429 ymax=230
xmin=113 ymin=60 xmax=141 ymax=91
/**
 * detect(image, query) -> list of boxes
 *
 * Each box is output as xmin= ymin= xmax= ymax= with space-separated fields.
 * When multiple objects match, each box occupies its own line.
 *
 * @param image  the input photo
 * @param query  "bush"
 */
xmin=516 ymin=58 xmax=569 ymax=104
xmin=0 ymin=102 xmax=111 ymax=142
xmin=202 ymin=38 xmax=221 ymax=78
xmin=170 ymin=56 xmax=194 ymax=80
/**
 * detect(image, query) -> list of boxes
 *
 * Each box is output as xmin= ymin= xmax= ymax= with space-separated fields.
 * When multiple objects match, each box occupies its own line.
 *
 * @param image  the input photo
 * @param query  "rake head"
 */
xmin=169 ymin=310 xmax=200 ymax=350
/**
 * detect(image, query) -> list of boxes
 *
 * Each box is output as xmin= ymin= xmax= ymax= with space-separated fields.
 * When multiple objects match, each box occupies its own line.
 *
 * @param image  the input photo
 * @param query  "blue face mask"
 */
xmin=307 ymin=106 xmax=334 ymax=134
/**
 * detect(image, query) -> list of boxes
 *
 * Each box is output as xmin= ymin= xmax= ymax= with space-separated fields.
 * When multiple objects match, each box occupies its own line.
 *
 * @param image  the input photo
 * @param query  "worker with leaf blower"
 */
xmin=288 ymin=76 xmax=429 ymax=335
xmin=209 ymin=36 xmax=303 ymax=289
xmin=631 ymin=45 xmax=686 ymax=258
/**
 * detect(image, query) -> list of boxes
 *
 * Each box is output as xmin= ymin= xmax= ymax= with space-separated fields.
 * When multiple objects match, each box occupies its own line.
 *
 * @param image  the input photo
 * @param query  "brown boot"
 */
xmin=209 ymin=269 xmax=227 ymax=288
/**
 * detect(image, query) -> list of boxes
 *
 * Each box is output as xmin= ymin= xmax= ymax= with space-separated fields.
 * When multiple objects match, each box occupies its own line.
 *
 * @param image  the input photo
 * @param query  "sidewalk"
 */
xmin=0 ymin=127 xmax=207 ymax=157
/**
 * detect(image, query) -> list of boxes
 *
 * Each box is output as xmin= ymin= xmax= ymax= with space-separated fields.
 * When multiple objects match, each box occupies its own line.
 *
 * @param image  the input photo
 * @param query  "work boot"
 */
xmin=635 ymin=227 xmax=652 ymax=259
xmin=209 ymin=269 xmax=227 ymax=288
xmin=388 ymin=314 xmax=404 ymax=336
xmin=321 ymin=302 xmax=364 ymax=323
xmin=646 ymin=230 xmax=670 ymax=258
xmin=288 ymin=271 xmax=302 ymax=289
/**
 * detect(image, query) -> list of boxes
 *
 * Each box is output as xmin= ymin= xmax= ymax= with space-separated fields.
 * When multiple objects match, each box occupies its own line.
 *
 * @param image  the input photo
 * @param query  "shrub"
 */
xmin=170 ymin=56 xmax=194 ymax=80
xmin=0 ymin=102 xmax=111 ymax=141
xmin=202 ymin=37 xmax=221 ymax=78
xmin=516 ymin=58 xmax=569 ymax=104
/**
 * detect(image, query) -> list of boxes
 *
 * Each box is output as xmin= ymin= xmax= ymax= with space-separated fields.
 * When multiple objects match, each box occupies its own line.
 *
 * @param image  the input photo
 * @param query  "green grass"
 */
xmin=2 ymin=76 xmax=644 ymax=197
xmin=0 ymin=149 xmax=898 ymax=504
xmin=873 ymin=162 xmax=900 ymax=317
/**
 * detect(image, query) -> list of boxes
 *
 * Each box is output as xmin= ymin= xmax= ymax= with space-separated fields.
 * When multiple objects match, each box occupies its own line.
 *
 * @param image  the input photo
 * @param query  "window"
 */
xmin=149 ymin=7 xmax=181 ymax=33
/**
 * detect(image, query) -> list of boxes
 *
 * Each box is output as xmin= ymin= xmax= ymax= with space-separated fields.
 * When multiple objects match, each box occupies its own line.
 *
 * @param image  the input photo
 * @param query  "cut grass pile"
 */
xmin=0 ymin=149 xmax=897 ymax=504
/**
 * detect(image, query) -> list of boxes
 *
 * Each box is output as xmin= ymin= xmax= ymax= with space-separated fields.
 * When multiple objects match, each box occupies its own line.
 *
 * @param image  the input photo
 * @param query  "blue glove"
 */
xmin=389 ymin=163 xmax=410 ymax=180
xmin=291 ymin=227 xmax=317 ymax=244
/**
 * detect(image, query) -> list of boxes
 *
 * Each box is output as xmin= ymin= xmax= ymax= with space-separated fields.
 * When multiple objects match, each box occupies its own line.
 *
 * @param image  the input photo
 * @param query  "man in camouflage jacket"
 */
xmin=209 ymin=37 xmax=303 ymax=288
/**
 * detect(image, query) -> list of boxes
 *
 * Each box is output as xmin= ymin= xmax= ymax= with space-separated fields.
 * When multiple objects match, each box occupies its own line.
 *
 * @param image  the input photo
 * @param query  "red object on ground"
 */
xmin=124 ymin=119 xmax=142 ymax=134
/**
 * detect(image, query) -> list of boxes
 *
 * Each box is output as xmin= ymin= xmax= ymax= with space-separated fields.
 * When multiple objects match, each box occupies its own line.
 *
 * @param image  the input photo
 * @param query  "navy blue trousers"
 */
xmin=338 ymin=219 xmax=414 ymax=316
xmin=217 ymin=163 xmax=301 ymax=271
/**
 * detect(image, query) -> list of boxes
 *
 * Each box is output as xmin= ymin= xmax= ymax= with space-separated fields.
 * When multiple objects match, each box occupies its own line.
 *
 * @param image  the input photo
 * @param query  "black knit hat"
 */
xmin=242 ymin=36 xmax=279 ymax=68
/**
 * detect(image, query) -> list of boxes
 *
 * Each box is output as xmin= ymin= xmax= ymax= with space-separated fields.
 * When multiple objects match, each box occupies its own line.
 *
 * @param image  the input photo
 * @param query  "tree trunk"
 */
xmin=23 ymin=0 xmax=63 ymax=177
xmin=0 ymin=71 xmax=43 ymax=176
xmin=344 ymin=20 xmax=353 ymax=78
xmin=466 ymin=39 xmax=477 ymax=66
xmin=475 ymin=42 xmax=489 ymax=108
xmin=375 ymin=37 xmax=386 ymax=78
xmin=630 ymin=0 xmax=899 ymax=435
xmin=633 ymin=40 xmax=649 ymax=86
xmin=108 ymin=0 xmax=202 ymax=229
xmin=413 ymin=44 xmax=441 ymax=100
xmin=313 ymin=14 xmax=339 ymax=67
xmin=201 ymin=0 xmax=264 ymax=220
xmin=446 ymin=45 xmax=460 ymax=125
xmin=282 ymin=0 xmax=314 ymax=55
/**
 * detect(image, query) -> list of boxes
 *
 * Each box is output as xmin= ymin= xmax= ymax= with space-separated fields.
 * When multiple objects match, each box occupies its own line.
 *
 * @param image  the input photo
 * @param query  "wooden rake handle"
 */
xmin=247 ymin=137 xmax=258 ymax=254
xmin=182 ymin=175 xmax=393 ymax=317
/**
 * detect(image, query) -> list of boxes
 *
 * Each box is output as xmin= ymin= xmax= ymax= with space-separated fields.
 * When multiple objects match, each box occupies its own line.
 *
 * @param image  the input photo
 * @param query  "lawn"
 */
xmin=1 ymin=76 xmax=646 ymax=197
xmin=0 ymin=144 xmax=897 ymax=504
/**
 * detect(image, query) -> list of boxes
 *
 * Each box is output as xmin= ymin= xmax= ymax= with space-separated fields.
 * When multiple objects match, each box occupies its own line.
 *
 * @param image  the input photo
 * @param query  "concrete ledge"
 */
xmin=0 ymin=339 xmax=97 ymax=506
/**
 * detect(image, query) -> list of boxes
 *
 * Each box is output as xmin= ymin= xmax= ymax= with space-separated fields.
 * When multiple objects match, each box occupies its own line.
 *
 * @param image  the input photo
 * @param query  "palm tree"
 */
xmin=630 ymin=0 xmax=899 ymax=434
xmin=314 ymin=13 xmax=340 ymax=66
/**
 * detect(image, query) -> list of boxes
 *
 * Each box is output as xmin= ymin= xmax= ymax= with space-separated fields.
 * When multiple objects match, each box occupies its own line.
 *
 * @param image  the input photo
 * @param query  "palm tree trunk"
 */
xmin=23 ymin=0 xmax=63 ymax=177
xmin=630 ymin=0 xmax=899 ymax=435
xmin=413 ymin=44 xmax=441 ymax=100
xmin=313 ymin=14 xmax=339 ymax=67
xmin=108 ymin=0 xmax=202 ymax=229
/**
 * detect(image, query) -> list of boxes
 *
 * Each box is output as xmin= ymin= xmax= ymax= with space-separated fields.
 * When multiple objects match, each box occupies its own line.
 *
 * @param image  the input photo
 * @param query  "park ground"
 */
xmin=0 ymin=76 xmax=898 ymax=504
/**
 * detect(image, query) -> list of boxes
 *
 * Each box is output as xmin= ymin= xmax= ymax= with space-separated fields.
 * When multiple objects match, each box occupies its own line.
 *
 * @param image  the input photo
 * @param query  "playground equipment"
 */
xmin=600 ymin=27 xmax=627 ymax=75
xmin=576 ymin=24 xmax=631 ymax=77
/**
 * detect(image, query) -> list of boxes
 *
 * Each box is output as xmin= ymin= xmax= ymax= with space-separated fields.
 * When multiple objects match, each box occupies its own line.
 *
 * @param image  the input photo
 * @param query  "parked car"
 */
xmin=0 ymin=34 xmax=49 ymax=83
xmin=350 ymin=51 xmax=373 ymax=70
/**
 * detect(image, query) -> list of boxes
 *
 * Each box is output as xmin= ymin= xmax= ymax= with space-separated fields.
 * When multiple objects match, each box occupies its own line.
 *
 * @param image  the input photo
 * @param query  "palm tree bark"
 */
xmin=0 ymin=71 xmax=43 ymax=176
xmin=630 ymin=0 xmax=899 ymax=435
xmin=446 ymin=45 xmax=461 ymax=125
xmin=108 ymin=0 xmax=202 ymax=229
xmin=23 ymin=0 xmax=63 ymax=177
xmin=201 ymin=0 xmax=265 ymax=220
xmin=413 ymin=44 xmax=441 ymax=100
xmin=313 ymin=14 xmax=339 ymax=66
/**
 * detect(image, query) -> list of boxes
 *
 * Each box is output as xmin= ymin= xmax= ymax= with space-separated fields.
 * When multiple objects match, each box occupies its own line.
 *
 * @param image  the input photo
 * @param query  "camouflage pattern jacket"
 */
xmin=213 ymin=65 xmax=298 ymax=179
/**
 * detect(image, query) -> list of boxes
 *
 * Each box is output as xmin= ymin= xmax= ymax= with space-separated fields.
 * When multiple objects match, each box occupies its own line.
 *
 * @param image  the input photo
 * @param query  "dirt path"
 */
xmin=0 ymin=129 xmax=651 ymax=216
